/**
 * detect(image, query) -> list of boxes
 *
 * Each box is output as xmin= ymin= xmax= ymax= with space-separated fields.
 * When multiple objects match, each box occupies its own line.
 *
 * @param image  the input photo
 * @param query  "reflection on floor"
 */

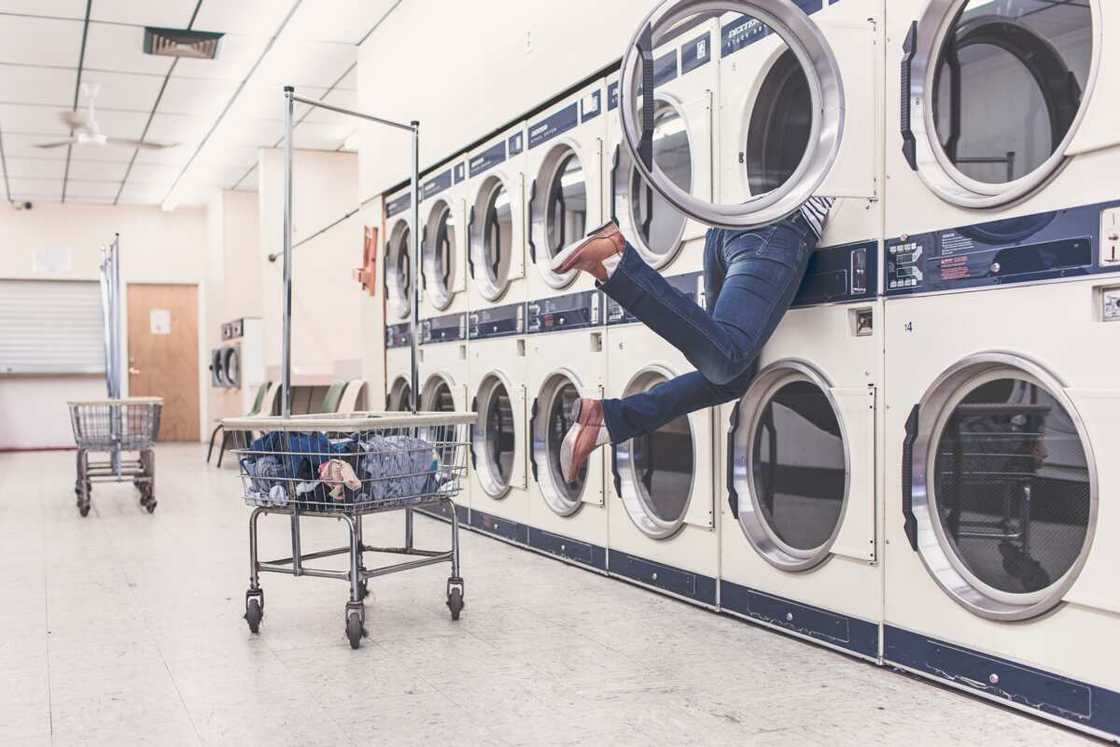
xmin=0 ymin=445 xmax=1088 ymax=745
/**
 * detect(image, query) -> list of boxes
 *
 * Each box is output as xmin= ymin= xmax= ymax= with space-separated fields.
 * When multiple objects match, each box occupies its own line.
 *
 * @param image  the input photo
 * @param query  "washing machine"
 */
xmin=417 ymin=329 xmax=471 ymax=525
xmin=466 ymin=124 xmax=529 ymax=310
xmin=881 ymin=0 xmax=1120 ymax=738
xmin=604 ymin=289 xmax=719 ymax=607
xmin=420 ymin=156 xmax=470 ymax=321
xmin=524 ymin=290 xmax=609 ymax=572
xmin=525 ymin=79 xmax=607 ymax=302
xmin=384 ymin=322 xmax=414 ymax=411
xmin=383 ymin=186 xmax=415 ymax=325
xmin=605 ymin=17 xmax=716 ymax=277
xmin=466 ymin=302 xmax=530 ymax=545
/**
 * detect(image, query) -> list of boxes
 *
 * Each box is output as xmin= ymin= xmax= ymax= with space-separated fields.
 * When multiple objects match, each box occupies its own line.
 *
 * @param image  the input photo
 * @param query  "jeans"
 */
xmin=599 ymin=212 xmax=817 ymax=443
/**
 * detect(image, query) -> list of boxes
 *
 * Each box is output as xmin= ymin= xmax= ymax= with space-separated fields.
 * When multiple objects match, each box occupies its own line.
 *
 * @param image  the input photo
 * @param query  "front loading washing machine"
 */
xmin=417 ymin=332 xmax=470 ymax=525
xmin=467 ymin=304 xmax=530 ymax=545
xmin=420 ymin=156 xmax=470 ymax=321
xmin=383 ymin=186 xmax=415 ymax=326
xmin=385 ymin=323 xmax=414 ymax=411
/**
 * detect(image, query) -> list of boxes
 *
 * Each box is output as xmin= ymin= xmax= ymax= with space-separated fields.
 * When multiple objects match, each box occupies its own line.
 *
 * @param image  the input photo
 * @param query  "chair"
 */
xmin=207 ymin=382 xmax=279 ymax=467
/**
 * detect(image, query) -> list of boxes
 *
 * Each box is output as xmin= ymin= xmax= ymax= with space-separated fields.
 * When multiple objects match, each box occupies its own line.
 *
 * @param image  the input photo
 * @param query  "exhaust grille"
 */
xmin=143 ymin=27 xmax=223 ymax=60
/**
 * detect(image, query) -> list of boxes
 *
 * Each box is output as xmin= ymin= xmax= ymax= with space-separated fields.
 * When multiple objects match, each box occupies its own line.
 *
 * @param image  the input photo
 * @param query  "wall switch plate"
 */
xmin=1101 ymin=207 xmax=1120 ymax=267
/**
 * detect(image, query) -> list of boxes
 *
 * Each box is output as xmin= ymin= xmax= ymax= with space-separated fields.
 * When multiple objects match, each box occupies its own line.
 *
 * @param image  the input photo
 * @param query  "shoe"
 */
xmin=550 ymin=222 xmax=625 ymax=282
xmin=559 ymin=398 xmax=609 ymax=483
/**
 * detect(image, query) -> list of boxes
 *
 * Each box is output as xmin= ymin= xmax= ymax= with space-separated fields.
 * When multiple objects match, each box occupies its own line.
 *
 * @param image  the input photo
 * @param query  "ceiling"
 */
xmin=0 ymin=0 xmax=400 ymax=209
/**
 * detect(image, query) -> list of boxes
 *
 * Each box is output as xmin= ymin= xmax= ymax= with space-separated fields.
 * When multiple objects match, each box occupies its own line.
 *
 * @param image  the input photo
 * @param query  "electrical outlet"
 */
xmin=1101 ymin=207 xmax=1120 ymax=267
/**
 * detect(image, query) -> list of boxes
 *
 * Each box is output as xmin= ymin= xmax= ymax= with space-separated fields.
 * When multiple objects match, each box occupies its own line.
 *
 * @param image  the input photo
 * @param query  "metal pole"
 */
xmin=281 ymin=86 xmax=295 ymax=418
xmin=408 ymin=121 xmax=421 ymax=413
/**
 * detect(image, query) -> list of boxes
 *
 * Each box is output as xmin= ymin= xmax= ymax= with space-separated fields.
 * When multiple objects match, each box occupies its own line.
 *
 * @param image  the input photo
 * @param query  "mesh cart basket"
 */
xmin=68 ymin=398 xmax=163 ymax=516
xmin=226 ymin=411 xmax=474 ymax=649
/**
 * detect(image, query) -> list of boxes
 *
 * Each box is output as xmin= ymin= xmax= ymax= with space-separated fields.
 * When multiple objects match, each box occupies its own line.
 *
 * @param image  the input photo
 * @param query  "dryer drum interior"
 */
xmin=618 ymin=0 xmax=843 ymax=228
xmin=386 ymin=377 xmax=412 ymax=411
xmin=423 ymin=199 xmax=457 ymax=309
xmin=910 ymin=0 xmax=1094 ymax=204
xmin=222 ymin=346 xmax=241 ymax=389
xmin=210 ymin=349 xmax=225 ymax=387
xmin=734 ymin=364 xmax=847 ymax=571
xmin=615 ymin=369 xmax=696 ymax=538
xmin=911 ymin=356 xmax=1097 ymax=620
xmin=386 ymin=219 xmax=412 ymax=319
xmin=534 ymin=145 xmax=588 ymax=287
xmin=471 ymin=176 xmax=515 ymax=300
xmin=423 ymin=375 xmax=460 ymax=464
xmin=533 ymin=373 xmax=587 ymax=515
xmin=473 ymin=374 xmax=516 ymax=498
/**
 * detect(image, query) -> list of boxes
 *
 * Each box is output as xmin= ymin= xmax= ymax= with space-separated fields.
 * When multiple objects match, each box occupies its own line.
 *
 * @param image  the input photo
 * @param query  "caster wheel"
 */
xmin=447 ymin=587 xmax=464 ymax=621
xmin=78 ymin=504 xmax=90 ymax=518
xmin=245 ymin=597 xmax=263 ymax=634
xmin=144 ymin=499 xmax=157 ymax=514
xmin=346 ymin=612 xmax=365 ymax=649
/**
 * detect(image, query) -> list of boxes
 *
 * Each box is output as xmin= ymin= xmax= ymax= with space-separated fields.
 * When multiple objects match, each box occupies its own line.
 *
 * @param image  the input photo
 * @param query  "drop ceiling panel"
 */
xmin=335 ymin=68 xmax=356 ymax=90
xmin=126 ymin=161 xmax=180 ymax=184
xmin=67 ymin=159 xmax=129 ymax=181
xmin=253 ymin=39 xmax=355 ymax=89
xmin=1 ymin=133 xmax=70 ymax=159
xmin=117 ymin=181 xmax=168 ymax=204
xmin=0 ymin=103 xmax=70 ymax=134
xmin=191 ymin=0 xmax=295 ymax=37
xmin=160 ymin=75 xmax=238 ymax=122
xmin=292 ymin=121 xmax=354 ymax=151
xmin=1 ymin=157 xmax=66 ymax=179
xmin=89 ymin=0 xmax=201 ymax=28
xmin=84 ymin=22 xmax=175 ymax=76
xmin=145 ymin=114 xmax=207 ymax=146
xmin=0 ymin=14 xmax=82 ymax=67
xmin=66 ymin=179 xmax=122 ymax=199
xmin=0 ymin=1 xmax=87 ymax=19
xmin=8 ymin=177 xmax=63 ymax=199
xmin=91 ymin=109 xmax=149 ymax=140
xmin=66 ymin=139 xmax=137 ymax=162
xmin=174 ymin=33 xmax=266 ymax=82
xmin=81 ymin=70 xmax=166 ymax=110
xmin=287 ymin=0 xmax=399 ymax=44
xmin=0 ymin=64 xmax=75 ymax=107
xmin=304 ymin=88 xmax=357 ymax=124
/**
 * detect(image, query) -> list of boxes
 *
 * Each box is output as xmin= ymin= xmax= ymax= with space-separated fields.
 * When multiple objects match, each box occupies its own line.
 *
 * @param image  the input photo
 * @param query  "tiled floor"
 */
xmin=0 ymin=445 xmax=1094 ymax=745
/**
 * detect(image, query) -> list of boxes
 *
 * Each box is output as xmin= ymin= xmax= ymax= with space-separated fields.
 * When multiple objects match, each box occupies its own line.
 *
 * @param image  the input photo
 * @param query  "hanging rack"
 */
xmin=279 ymin=86 xmax=421 ymax=415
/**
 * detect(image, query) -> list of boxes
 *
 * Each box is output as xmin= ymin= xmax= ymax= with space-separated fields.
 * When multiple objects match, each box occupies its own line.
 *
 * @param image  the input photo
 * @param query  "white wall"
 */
xmin=0 ymin=202 xmax=208 ymax=449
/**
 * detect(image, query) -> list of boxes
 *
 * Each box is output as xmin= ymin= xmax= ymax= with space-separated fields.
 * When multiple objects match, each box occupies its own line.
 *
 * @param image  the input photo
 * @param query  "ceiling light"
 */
xmin=144 ymin=27 xmax=224 ymax=60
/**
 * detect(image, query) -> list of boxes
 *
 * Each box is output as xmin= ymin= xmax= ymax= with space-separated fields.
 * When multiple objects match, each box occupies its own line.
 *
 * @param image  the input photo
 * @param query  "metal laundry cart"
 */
xmin=224 ymin=88 xmax=475 ymax=649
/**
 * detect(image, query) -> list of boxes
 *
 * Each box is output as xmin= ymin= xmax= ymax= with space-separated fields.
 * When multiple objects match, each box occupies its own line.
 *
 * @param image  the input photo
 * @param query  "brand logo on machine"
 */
xmin=682 ymin=32 xmax=711 ymax=74
xmin=529 ymin=103 xmax=579 ymax=149
xmin=721 ymin=0 xmax=825 ymax=58
xmin=386 ymin=193 xmax=411 ymax=217
xmin=421 ymin=169 xmax=453 ymax=200
xmin=469 ymin=141 xmax=507 ymax=177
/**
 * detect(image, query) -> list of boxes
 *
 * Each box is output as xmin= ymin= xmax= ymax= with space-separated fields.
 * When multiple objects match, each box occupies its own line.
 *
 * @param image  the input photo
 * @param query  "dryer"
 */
xmin=420 ymin=156 xmax=470 ymax=321
xmin=605 ymin=18 xmax=716 ymax=277
xmin=524 ymin=290 xmax=609 ymax=572
xmin=384 ymin=322 xmax=414 ymax=411
xmin=605 ymin=287 xmax=718 ymax=608
xmin=417 ymin=328 xmax=471 ymax=525
xmin=466 ymin=302 xmax=530 ymax=545
xmin=383 ymin=186 xmax=415 ymax=325
xmin=466 ymin=124 xmax=529 ymax=310
xmin=525 ymin=80 xmax=607 ymax=302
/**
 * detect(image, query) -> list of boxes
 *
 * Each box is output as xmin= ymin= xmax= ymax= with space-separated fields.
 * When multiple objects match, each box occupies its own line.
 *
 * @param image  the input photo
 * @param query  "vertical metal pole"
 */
xmin=408 ymin=121 xmax=421 ymax=413
xmin=109 ymin=234 xmax=122 ymax=475
xmin=281 ymin=86 xmax=295 ymax=418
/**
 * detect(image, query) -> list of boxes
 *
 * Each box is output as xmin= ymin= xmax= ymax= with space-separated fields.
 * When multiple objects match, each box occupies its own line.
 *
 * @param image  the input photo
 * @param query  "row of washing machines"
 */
xmin=380 ymin=1 xmax=1119 ymax=740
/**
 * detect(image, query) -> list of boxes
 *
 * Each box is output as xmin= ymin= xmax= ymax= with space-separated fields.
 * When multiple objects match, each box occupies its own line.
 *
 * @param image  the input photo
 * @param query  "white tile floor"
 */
xmin=0 ymin=445 xmax=1094 ymax=746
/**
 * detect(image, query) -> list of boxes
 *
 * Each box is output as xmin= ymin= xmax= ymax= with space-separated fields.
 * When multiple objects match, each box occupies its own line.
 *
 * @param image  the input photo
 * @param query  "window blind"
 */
xmin=0 ymin=279 xmax=106 ymax=374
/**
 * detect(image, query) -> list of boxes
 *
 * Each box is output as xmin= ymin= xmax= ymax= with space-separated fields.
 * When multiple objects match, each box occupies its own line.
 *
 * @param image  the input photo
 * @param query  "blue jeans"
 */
xmin=600 ymin=212 xmax=817 ymax=443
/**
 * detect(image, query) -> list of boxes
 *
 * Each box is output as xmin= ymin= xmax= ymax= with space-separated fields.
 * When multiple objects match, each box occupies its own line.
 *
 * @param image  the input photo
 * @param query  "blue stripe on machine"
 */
xmin=653 ymin=50 xmax=678 ymax=88
xmin=421 ymin=169 xmax=453 ymax=201
xmin=681 ymin=31 xmax=711 ymax=74
xmin=469 ymin=141 xmax=507 ymax=177
xmin=529 ymin=102 xmax=580 ymax=150
xmin=607 ymin=551 xmax=717 ymax=605
xmin=527 ymin=528 xmax=607 ymax=570
xmin=581 ymin=90 xmax=602 ymax=123
xmin=468 ymin=302 xmax=525 ymax=340
xmin=508 ymin=132 xmax=524 ymax=156
xmin=386 ymin=193 xmax=411 ymax=217
xmin=721 ymin=0 xmax=825 ymax=58
xmin=454 ymin=162 xmax=467 ymax=184
xmin=607 ymin=81 xmax=619 ymax=112
xmin=470 ymin=509 xmax=529 ymax=545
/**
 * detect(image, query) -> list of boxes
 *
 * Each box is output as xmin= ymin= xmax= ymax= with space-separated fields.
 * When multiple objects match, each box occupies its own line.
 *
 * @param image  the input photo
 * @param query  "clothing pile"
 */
xmin=240 ymin=430 xmax=448 ymax=510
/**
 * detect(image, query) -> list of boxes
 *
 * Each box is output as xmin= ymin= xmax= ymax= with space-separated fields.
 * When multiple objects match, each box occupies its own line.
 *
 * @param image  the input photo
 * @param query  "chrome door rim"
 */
xmin=733 ymin=360 xmax=850 ymax=572
xmin=385 ymin=217 xmax=412 ymax=320
xmin=532 ymin=370 xmax=585 ymax=516
xmin=469 ymin=174 xmax=514 ymax=302
xmin=386 ymin=377 xmax=412 ymax=411
xmin=530 ymin=141 xmax=584 ymax=290
xmin=619 ymin=0 xmax=843 ymax=229
xmin=907 ymin=0 xmax=1100 ymax=208
xmin=910 ymin=352 xmax=1099 ymax=621
xmin=472 ymin=371 xmax=516 ymax=499
xmin=422 ymin=198 xmax=456 ymax=311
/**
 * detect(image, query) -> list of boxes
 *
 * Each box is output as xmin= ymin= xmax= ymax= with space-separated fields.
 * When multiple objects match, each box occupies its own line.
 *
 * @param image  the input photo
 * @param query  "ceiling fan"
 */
xmin=35 ymin=83 xmax=179 ymax=151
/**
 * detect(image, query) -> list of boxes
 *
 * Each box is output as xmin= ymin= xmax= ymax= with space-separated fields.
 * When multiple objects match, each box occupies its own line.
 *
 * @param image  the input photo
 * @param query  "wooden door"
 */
xmin=127 ymin=283 xmax=199 ymax=441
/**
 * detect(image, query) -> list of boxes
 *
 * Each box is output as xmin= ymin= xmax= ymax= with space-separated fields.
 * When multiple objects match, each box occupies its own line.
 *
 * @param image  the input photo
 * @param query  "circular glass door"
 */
xmin=422 ymin=199 xmax=457 ymax=310
xmin=531 ymin=145 xmax=588 ymax=287
xmin=615 ymin=369 xmax=695 ymax=538
xmin=911 ymin=0 xmax=1094 ymax=206
xmin=472 ymin=374 xmax=516 ymax=498
xmin=386 ymin=377 xmax=412 ymax=411
xmin=618 ymin=0 xmax=843 ymax=228
xmin=532 ymin=373 xmax=587 ymax=515
xmin=733 ymin=364 xmax=847 ymax=571
xmin=385 ymin=219 xmax=412 ymax=320
xmin=470 ymin=176 xmax=515 ymax=301
xmin=210 ymin=349 xmax=224 ymax=386
xmin=911 ymin=356 xmax=1096 ymax=620
xmin=223 ymin=346 xmax=241 ymax=390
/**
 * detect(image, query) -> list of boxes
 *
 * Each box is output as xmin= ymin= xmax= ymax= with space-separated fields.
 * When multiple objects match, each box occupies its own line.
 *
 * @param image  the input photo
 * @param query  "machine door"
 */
xmin=386 ymin=376 xmax=412 ymax=411
xmin=903 ymin=354 xmax=1097 ymax=621
xmin=469 ymin=166 xmax=526 ymax=302
xmin=903 ymin=0 xmax=1096 ymax=207
xmin=222 ymin=345 xmax=241 ymax=390
xmin=730 ymin=362 xmax=875 ymax=571
xmin=209 ymin=349 xmax=225 ymax=387
xmin=531 ymin=371 xmax=604 ymax=515
xmin=422 ymin=197 xmax=460 ymax=311
xmin=530 ymin=140 xmax=596 ymax=289
xmin=618 ymin=1 xmax=844 ymax=229
xmin=614 ymin=366 xmax=713 ymax=539
xmin=471 ymin=372 xmax=526 ymax=498
xmin=384 ymin=216 xmax=413 ymax=321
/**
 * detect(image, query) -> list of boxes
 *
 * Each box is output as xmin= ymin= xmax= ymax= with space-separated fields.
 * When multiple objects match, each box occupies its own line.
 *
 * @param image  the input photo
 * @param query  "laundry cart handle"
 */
xmin=901 ymin=404 xmax=920 ymax=551
xmin=901 ymin=21 xmax=919 ymax=171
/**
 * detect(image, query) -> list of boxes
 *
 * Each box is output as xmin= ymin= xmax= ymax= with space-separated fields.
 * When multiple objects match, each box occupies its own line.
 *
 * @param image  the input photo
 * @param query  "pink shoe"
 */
xmin=550 ymin=222 xmax=625 ymax=282
xmin=559 ymin=399 xmax=609 ymax=483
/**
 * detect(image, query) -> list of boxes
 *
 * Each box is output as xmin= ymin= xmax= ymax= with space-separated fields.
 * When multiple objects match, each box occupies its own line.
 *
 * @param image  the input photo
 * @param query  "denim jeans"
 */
xmin=599 ymin=212 xmax=817 ymax=443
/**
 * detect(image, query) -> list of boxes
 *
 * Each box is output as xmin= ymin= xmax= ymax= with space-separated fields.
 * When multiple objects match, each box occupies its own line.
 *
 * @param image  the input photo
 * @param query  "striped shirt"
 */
xmin=798 ymin=197 xmax=835 ymax=239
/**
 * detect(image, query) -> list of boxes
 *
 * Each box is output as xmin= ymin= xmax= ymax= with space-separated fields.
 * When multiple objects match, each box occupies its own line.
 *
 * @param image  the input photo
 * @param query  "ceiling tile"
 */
xmin=335 ymin=68 xmax=356 ymax=90
xmin=92 ymin=109 xmax=149 ymax=140
xmin=0 ymin=64 xmax=75 ymax=107
xmin=65 ymin=179 xmax=122 ymax=199
xmin=160 ymin=75 xmax=238 ymax=122
xmin=117 ymin=180 xmax=167 ymax=204
xmin=80 ymin=70 xmax=166 ymax=110
xmin=125 ymin=161 xmax=179 ymax=184
xmin=303 ymin=87 xmax=357 ymax=124
xmin=253 ymin=38 xmax=355 ymax=89
xmin=8 ymin=176 xmax=63 ymax=199
xmin=0 ymin=103 xmax=70 ymax=134
xmin=145 ymin=114 xmax=206 ymax=146
xmin=191 ymin=1 xmax=294 ymax=37
xmin=0 ymin=2 xmax=87 ymax=19
xmin=84 ymin=22 xmax=175 ymax=76
xmin=65 ymin=138 xmax=137 ymax=162
xmin=174 ymin=33 xmax=265 ymax=82
xmin=287 ymin=0 xmax=399 ymax=44
xmin=0 ymin=14 xmax=83 ymax=67
xmin=89 ymin=0 xmax=199 ymax=28
xmin=0 ymin=133 xmax=71 ymax=159
xmin=67 ymin=159 xmax=129 ymax=181
xmin=292 ymin=121 xmax=355 ymax=151
xmin=1 ymin=157 xmax=66 ymax=179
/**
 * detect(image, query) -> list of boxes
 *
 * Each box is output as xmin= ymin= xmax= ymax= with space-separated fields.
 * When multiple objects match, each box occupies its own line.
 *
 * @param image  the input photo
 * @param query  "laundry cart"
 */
xmin=228 ymin=411 xmax=474 ymax=649
xmin=68 ymin=397 xmax=163 ymax=516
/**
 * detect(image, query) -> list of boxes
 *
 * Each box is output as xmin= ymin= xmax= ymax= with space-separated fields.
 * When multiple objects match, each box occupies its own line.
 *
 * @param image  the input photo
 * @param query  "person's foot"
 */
xmin=550 ymin=222 xmax=625 ymax=282
xmin=559 ymin=398 xmax=609 ymax=483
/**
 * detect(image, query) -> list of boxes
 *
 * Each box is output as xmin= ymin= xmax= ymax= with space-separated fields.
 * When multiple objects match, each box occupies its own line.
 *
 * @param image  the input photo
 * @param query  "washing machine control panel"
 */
xmin=792 ymin=241 xmax=877 ymax=308
xmin=468 ymin=303 xmax=524 ymax=340
xmin=886 ymin=200 xmax=1120 ymax=296
xmin=526 ymin=290 xmax=603 ymax=334
xmin=385 ymin=323 xmax=412 ymax=349
xmin=420 ymin=313 xmax=467 ymax=345
xmin=607 ymin=272 xmax=702 ymax=326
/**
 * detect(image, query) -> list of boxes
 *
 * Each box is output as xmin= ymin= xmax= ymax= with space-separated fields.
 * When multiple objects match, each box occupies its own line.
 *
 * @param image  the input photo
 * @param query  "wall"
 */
xmin=0 ymin=202 xmax=208 ymax=449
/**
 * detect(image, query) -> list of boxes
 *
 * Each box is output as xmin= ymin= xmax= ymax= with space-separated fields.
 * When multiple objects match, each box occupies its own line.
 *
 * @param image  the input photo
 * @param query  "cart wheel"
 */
xmin=345 ymin=611 xmax=365 ymax=649
xmin=447 ymin=587 xmax=464 ymax=621
xmin=78 ymin=503 xmax=91 ymax=518
xmin=245 ymin=597 xmax=263 ymax=634
xmin=144 ymin=499 xmax=158 ymax=514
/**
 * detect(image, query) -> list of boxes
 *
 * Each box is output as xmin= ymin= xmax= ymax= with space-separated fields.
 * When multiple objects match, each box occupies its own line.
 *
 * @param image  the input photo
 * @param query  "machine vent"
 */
xmin=143 ymin=27 xmax=223 ymax=60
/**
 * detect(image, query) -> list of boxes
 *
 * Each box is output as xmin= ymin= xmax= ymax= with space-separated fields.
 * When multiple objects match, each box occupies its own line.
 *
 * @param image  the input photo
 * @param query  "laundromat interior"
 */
xmin=2 ymin=0 xmax=1119 ymax=744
